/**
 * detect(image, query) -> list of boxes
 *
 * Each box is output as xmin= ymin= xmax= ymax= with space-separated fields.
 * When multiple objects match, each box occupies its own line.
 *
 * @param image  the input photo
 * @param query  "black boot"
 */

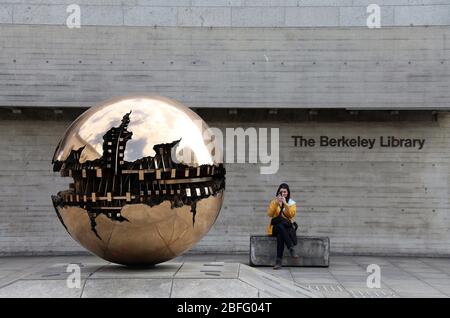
xmin=273 ymin=257 xmax=282 ymax=270
xmin=289 ymin=247 xmax=299 ymax=259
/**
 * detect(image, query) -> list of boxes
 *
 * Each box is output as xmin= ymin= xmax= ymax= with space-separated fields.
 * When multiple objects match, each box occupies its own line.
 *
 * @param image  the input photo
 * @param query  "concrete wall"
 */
xmin=0 ymin=1 xmax=449 ymax=256
xmin=0 ymin=1 xmax=449 ymax=110
xmin=0 ymin=1 xmax=449 ymax=27
xmin=1 ymin=112 xmax=450 ymax=256
xmin=0 ymin=25 xmax=449 ymax=109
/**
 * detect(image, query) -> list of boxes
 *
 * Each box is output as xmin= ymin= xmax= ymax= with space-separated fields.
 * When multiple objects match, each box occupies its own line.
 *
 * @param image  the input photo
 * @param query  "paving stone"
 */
xmin=175 ymin=262 xmax=239 ymax=279
xmin=238 ymin=264 xmax=320 ymax=298
xmin=91 ymin=263 xmax=182 ymax=279
xmin=82 ymin=278 xmax=172 ymax=298
xmin=347 ymin=288 xmax=398 ymax=298
xmin=171 ymin=278 xmax=259 ymax=298
xmin=24 ymin=262 xmax=104 ymax=280
xmin=0 ymin=279 xmax=84 ymax=298
xmin=304 ymin=284 xmax=350 ymax=298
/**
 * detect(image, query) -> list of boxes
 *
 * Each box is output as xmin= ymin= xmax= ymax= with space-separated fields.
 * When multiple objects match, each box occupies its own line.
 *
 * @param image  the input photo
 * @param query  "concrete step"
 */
xmin=249 ymin=235 xmax=330 ymax=267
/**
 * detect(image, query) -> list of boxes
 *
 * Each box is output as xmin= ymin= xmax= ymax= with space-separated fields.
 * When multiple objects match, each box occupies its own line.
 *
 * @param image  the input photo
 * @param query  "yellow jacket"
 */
xmin=267 ymin=198 xmax=297 ymax=235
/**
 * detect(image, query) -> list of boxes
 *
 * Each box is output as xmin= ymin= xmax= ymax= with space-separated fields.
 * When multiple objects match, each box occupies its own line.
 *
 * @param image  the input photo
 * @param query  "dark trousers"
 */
xmin=272 ymin=223 xmax=295 ymax=259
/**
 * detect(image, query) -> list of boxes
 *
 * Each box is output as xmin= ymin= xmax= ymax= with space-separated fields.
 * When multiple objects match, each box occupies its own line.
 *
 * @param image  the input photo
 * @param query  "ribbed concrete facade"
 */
xmin=0 ymin=25 xmax=449 ymax=109
xmin=1 ymin=0 xmax=449 ymax=256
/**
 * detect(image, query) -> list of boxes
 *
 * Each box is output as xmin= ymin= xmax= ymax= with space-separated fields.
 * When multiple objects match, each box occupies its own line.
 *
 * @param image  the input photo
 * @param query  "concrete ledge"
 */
xmin=249 ymin=235 xmax=330 ymax=267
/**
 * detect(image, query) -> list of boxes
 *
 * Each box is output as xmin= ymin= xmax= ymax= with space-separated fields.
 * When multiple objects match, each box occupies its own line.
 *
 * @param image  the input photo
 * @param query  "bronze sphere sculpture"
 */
xmin=51 ymin=96 xmax=225 ymax=265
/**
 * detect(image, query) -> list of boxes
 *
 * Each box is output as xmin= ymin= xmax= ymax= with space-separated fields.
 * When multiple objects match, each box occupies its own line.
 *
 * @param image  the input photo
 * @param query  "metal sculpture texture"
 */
xmin=51 ymin=96 xmax=225 ymax=265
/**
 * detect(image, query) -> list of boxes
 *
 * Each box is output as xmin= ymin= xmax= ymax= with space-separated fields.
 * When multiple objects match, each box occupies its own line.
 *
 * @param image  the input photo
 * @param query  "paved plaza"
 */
xmin=1 ymin=254 xmax=450 ymax=298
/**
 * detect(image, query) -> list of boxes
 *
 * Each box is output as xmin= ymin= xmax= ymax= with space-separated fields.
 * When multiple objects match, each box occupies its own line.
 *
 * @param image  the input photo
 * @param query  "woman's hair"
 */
xmin=276 ymin=183 xmax=291 ymax=203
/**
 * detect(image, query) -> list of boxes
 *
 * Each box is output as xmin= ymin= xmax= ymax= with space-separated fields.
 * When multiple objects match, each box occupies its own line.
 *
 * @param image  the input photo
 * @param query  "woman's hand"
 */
xmin=280 ymin=196 xmax=287 ymax=205
xmin=276 ymin=195 xmax=283 ymax=204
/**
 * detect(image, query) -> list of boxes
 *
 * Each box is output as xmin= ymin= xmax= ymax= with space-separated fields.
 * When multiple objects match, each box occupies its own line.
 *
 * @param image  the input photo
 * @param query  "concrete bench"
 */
xmin=249 ymin=235 xmax=330 ymax=267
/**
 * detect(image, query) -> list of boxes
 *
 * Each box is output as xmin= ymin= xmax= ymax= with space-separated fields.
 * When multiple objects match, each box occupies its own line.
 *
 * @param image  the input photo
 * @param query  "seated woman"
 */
xmin=267 ymin=183 xmax=299 ymax=270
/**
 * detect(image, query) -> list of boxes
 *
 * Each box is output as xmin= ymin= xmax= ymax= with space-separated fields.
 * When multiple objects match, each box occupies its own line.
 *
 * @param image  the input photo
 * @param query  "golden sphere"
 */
xmin=52 ymin=96 xmax=225 ymax=265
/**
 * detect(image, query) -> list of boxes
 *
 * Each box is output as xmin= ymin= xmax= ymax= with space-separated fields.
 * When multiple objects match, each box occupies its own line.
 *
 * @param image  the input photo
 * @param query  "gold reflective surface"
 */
xmin=53 ymin=95 xmax=221 ymax=165
xmin=52 ymin=96 xmax=225 ymax=265
xmin=56 ymin=192 xmax=224 ymax=265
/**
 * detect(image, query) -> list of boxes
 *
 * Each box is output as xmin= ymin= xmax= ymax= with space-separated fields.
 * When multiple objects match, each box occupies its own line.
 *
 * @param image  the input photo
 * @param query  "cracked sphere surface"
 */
xmin=51 ymin=96 xmax=225 ymax=265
